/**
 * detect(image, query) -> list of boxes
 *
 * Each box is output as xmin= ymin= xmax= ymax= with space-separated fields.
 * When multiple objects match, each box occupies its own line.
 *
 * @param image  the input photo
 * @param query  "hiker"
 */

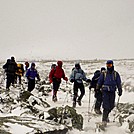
xmin=3 ymin=56 xmax=17 ymax=90
xmin=49 ymin=61 xmax=68 ymax=102
xmin=15 ymin=63 xmax=24 ymax=84
xmin=69 ymin=63 xmax=91 ymax=107
xmin=50 ymin=63 xmax=56 ymax=70
xmin=24 ymin=61 xmax=29 ymax=72
xmin=96 ymin=60 xmax=122 ymax=126
xmin=89 ymin=67 xmax=106 ymax=114
xmin=26 ymin=62 xmax=40 ymax=92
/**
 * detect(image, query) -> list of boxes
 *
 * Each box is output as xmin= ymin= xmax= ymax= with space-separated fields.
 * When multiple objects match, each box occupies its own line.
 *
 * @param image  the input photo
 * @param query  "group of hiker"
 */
xmin=2 ymin=56 xmax=122 ymax=127
xmin=49 ymin=59 xmax=122 ymax=127
xmin=2 ymin=56 xmax=40 ymax=92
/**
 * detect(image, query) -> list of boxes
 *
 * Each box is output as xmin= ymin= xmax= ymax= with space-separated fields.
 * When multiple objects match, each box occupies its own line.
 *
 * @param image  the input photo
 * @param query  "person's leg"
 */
xmin=19 ymin=75 xmax=21 ymax=84
xmin=109 ymin=92 xmax=116 ymax=110
xmin=28 ymin=79 xmax=35 ymax=92
xmin=102 ymin=91 xmax=111 ymax=126
xmin=77 ymin=83 xmax=85 ymax=106
xmin=12 ymin=74 xmax=16 ymax=85
xmin=52 ymin=79 xmax=60 ymax=101
xmin=6 ymin=74 xmax=11 ymax=90
xmin=31 ymin=79 xmax=35 ymax=91
xmin=102 ymin=108 xmax=109 ymax=126
xmin=73 ymin=82 xmax=78 ymax=107
xmin=94 ymin=91 xmax=103 ymax=114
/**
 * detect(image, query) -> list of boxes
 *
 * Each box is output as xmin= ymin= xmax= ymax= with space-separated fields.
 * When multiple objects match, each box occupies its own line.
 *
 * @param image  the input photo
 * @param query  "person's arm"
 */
xmin=116 ymin=72 xmax=122 ymax=96
xmin=26 ymin=69 xmax=30 ymax=79
xmin=96 ymin=73 xmax=104 ymax=91
xmin=36 ymin=71 xmax=40 ymax=81
xmin=69 ymin=70 xmax=75 ymax=82
xmin=62 ymin=69 xmax=68 ymax=81
xmin=82 ymin=70 xmax=91 ymax=82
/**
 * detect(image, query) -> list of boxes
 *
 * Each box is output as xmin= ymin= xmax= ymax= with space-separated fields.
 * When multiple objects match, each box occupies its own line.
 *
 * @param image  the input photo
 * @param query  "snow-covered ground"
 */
xmin=0 ymin=59 xmax=134 ymax=134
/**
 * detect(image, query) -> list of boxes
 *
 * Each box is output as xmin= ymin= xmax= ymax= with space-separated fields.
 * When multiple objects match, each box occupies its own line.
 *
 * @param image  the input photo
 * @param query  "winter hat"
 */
xmin=106 ymin=60 xmax=113 ymax=65
xmin=94 ymin=70 xmax=100 ymax=75
xmin=31 ymin=62 xmax=35 ymax=66
xmin=101 ymin=67 xmax=106 ymax=72
xmin=25 ymin=61 xmax=29 ymax=66
xmin=106 ymin=60 xmax=114 ymax=72
xmin=11 ymin=56 xmax=15 ymax=61
xmin=7 ymin=59 xmax=11 ymax=63
xmin=75 ymin=63 xmax=80 ymax=69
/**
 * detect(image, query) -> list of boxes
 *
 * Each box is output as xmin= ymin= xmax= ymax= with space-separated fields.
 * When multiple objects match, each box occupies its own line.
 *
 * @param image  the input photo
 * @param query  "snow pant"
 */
xmin=52 ymin=78 xmax=61 ymax=97
xmin=94 ymin=91 xmax=102 ymax=110
xmin=73 ymin=81 xmax=85 ymax=102
xmin=28 ymin=79 xmax=35 ymax=92
xmin=6 ymin=74 xmax=15 ymax=89
xmin=102 ymin=91 xmax=115 ymax=121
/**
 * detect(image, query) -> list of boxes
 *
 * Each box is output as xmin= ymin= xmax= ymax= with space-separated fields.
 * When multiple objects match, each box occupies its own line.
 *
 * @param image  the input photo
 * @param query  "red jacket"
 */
xmin=49 ymin=66 xmax=67 ymax=82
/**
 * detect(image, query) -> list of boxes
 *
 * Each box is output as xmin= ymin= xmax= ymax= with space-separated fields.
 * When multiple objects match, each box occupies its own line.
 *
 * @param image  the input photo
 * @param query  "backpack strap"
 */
xmin=103 ymin=70 xmax=107 ymax=81
xmin=113 ymin=71 xmax=117 ymax=80
xmin=103 ymin=70 xmax=117 ymax=81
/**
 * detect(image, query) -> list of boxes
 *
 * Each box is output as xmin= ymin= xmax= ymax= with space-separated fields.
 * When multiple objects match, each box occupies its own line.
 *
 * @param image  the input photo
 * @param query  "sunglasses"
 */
xmin=106 ymin=64 xmax=113 ymax=67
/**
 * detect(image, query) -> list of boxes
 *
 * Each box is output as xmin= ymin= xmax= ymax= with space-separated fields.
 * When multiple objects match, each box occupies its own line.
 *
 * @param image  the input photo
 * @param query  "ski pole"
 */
xmin=62 ymin=82 xmax=70 ymax=107
xmin=91 ymin=98 xmax=96 ymax=113
xmin=113 ymin=96 xmax=120 ymax=122
xmin=88 ymin=89 xmax=91 ymax=122
xmin=62 ymin=91 xmax=69 ymax=107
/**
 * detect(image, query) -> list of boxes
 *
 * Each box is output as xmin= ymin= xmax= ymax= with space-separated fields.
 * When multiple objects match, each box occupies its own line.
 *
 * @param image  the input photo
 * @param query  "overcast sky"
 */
xmin=0 ymin=0 xmax=134 ymax=61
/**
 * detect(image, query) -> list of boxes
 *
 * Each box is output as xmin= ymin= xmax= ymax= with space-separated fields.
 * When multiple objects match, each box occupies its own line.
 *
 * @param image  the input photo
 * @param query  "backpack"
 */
xmin=7 ymin=62 xmax=16 ymax=73
xmin=17 ymin=64 xmax=24 ymax=75
xmin=49 ymin=64 xmax=57 ymax=79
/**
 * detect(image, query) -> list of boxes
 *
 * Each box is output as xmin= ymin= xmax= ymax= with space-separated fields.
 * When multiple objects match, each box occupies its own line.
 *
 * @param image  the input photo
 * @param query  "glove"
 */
xmin=49 ymin=79 xmax=53 ymax=84
xmin=89 ymin=86 xmax=92 ymax=90
xmin=118 ymin=92 xmax=122 ymax=96
xmin=86 ymin=79 xmax=91 ymax=83
xmin=95 ymin=88 xmax=101 ymax=94
xmin=64 ymin=77 xmax=68 ymax=81
xmin=70 ymin=79 xmax=74 ymax=83
xmin=27 ymin=77 xmax=30 ymax=81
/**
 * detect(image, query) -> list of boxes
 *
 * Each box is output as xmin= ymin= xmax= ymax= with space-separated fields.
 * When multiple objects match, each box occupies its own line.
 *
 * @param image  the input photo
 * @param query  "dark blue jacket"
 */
xmin=97 ymin=70 xmax=122 ymax=94
xmin=90 ymin=70 xmax=101 ymax=89
xmin=97 ymin=70 xmax=122 ymax=110
xmin=26 ymin=68 xmax=40 ymax=80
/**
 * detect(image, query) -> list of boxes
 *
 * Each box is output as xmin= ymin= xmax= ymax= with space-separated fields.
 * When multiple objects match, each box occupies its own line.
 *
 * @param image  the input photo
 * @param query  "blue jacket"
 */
xmin=26 ymin=68 xmax=40 ymax=80
xmin=70 ymin=68 xmax=88 ymax=83
xmin=97 ymin=70 xmax=122 ymax=94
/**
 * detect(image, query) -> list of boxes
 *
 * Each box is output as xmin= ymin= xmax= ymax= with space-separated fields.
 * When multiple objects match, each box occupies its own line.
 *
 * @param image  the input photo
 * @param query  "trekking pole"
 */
xmin=113 ymin=96 xmax=120 ymax=122
xmin=60 ymin=82 xmax=70 ymax=124
xmin=62 ymin=82 xmax=70 ymax=106
xmin=91 ymin=98 xmax=96 ymax=113
xmin=62 ymin=91 xmax=69 ymax=107
xmin=88 ymin=89 xmax=91 ymax=122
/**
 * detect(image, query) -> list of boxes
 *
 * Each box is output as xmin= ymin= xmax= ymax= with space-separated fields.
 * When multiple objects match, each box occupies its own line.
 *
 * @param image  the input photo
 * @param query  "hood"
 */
xmin=57 ymin=61 xmax=63 ymax=67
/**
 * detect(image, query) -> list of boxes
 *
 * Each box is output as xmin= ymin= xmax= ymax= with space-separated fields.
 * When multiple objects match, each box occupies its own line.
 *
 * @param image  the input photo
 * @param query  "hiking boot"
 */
xmin=106 ymin=117 xmax=110 ymax=123
xmin=94 ymin=109 xmax=102 ymax=115
xmin=6 ymin=88 xmax=10 ymax=91
xmin=52 ymin=95 xmax=57 ymax=102
xmin=12 ymin=84 xmax=16 ymax=87
xmin=102 ymin=121 xmax=107 ymax=127
xmin=73 ymin=101 xmax=76 ymax=108
xmin=77 ymin=100 xmax=82 ymax=106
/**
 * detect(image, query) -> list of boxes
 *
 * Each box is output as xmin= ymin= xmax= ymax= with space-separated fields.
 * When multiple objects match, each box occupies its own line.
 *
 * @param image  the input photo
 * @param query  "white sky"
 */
xmin=0 ymin=0 xmax=134 ymax=61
